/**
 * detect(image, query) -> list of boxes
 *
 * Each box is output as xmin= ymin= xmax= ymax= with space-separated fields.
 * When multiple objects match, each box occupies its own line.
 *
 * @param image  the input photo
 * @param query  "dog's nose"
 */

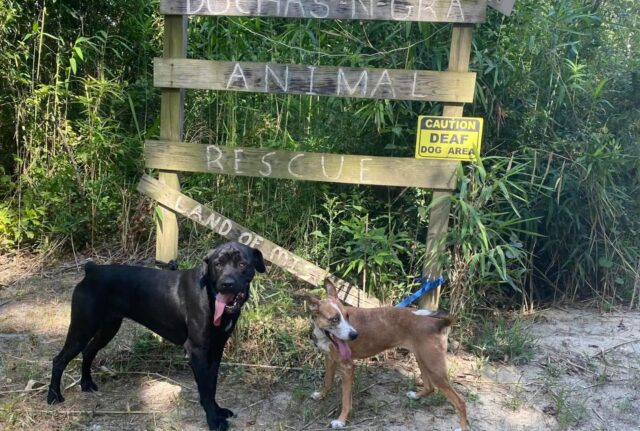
xmin=220 ymin=278 xmax=235 ymax=291
xmin=349 ymin=330 xmax=358 ymax=340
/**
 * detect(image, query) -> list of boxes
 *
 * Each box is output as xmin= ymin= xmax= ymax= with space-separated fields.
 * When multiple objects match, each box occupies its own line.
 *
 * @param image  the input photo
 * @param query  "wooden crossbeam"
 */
xmin=137 ymin=174 xmax=381 ymax=308
xmin=154 ymin=59 xmax=476 ymax=103
xmin=144 ymin=141 xmax=458 ymax=190
xmin=160 ymin=0 xmax=487 ymax=23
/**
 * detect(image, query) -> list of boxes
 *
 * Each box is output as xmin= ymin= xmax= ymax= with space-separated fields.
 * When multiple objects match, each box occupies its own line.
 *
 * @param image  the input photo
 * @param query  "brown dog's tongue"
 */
xmin=213 ymin=293 xmax=234 ymax=327
xmin=335 ymin=338 xmax=352 ymax=361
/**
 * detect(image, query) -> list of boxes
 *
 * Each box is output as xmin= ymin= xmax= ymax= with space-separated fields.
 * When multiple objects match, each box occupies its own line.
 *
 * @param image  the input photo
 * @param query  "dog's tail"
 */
xmin=429 ymin=310 xmax=455 ymax=332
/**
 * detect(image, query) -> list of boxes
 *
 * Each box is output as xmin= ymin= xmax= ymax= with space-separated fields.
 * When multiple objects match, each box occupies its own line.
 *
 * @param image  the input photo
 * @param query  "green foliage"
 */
xmin=0 ymin=0 xmax=638 ymax=313
xmin=471 ymin=315 xmax=538 ymax=365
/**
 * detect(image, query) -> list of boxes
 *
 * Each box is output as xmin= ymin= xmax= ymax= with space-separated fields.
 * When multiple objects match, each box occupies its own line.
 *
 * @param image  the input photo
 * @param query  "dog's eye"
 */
xmin=214 ymin=261 xmax=223 ymax=268
xmin=238 ymin=262 xmax=247 ymax=269
xmin=331 ymin=316 xmax=340 ymax=324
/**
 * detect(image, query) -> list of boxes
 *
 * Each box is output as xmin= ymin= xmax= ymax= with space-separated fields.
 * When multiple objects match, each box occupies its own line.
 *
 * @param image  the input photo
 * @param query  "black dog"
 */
xmin=47 ymin=241 xmax=265 ymax=431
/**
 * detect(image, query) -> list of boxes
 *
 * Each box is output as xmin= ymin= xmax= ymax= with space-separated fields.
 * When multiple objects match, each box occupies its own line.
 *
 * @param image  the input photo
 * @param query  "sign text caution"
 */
xmin=415 ymin=116 xmax=483 ymax=161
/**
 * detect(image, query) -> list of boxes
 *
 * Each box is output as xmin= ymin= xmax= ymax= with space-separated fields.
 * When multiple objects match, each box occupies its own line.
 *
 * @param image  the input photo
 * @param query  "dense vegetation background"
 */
xmin=1 ymin=0 xmax=639 ymax=314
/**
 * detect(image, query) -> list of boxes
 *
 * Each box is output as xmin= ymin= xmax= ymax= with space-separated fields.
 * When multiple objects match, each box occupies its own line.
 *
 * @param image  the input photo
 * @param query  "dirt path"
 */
xmin=1 ymin=264 xmax=639 ymax=430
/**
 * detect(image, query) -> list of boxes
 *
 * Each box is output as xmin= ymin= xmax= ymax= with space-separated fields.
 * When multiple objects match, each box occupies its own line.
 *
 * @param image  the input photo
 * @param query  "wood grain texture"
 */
xmin=156 ymin=15 xmax=188 ymax=264
xmin=419 ymin=24 xmax=473 ymax=310
xmin=154 ymin=59 xmax=476 ymax=103
xmin=138 ymin=175 xmax=381 ymax=307
xmin=160 ymin=0 xmax=487 ymax=23
xmin=144 ymin=141 xmax=458 ymax=190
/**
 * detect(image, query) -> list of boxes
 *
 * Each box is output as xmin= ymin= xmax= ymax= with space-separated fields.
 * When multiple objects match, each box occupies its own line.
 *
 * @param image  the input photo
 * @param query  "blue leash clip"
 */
xmin=395 ymin=275 xmax=445 ymax=307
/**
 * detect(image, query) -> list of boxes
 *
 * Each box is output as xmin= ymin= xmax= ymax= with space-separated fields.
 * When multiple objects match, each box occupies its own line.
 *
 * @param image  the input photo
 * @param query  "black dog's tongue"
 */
xmin=213 ymin=293 xmax=234 ymax=326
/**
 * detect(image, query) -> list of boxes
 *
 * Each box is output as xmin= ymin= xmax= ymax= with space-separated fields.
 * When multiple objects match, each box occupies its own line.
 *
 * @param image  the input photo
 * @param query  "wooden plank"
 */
xmin=154 ymin=59 xmax=477 ymax=103
xmin=487 ymin=0 xmax=515 ymax=16
xmin=138 ymin=174 xmax=381 ymax=308
xmin=160 ymin=0 xmax=487 ymax=23
xmin=156 ymin=15 xmax=188 ymax=264
xmin=144 ymin=141 xmax=458 ymax=190
xmin=419 ymin=23 xmax=473 ymax=310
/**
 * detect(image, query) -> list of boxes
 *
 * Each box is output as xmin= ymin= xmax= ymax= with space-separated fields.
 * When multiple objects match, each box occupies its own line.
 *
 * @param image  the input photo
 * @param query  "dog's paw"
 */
xmin=311 ymin=391 xmax=323 ymax=400
xmin=208 ymin=417 xmax=229 ymax=431
xmin=80 ymin=380 xmax=98 ymax=392
xmin=406 ymin=390 xmax=420 ymax=400
xmin=46 ymin=388 xmax=64 ymax=404
xmin=330 ymin=419 xmax=346 ymax=429
xmin=217 ymin=407 xmax=234 ymax=418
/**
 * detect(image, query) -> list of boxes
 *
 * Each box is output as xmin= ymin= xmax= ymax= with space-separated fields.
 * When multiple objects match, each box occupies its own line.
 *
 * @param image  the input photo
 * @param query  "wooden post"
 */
xmin=419 ymin=23 xmax=474 ymax=310
xmin=156 ymin=15 xmax=187 ymax=264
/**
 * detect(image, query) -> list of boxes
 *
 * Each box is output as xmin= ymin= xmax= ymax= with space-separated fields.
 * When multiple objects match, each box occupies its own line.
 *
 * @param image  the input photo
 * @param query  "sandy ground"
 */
xmin=0 ymin=257 xmax=639 ymax=430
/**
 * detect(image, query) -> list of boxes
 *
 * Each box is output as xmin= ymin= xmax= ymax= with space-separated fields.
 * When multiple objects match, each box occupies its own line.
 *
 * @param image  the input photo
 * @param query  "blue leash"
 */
xmin=395 ymin=275 xmax=445 ymax=307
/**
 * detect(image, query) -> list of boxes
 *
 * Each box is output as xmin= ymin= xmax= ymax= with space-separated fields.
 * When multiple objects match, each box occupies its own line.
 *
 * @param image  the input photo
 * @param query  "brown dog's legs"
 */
xmin=406 ymin=357 xmax=436 ymax=400
xmin=312 ymin=355 xmax=337 ymax=400
xmin=331 ymin=362 xmax=354 ymax=428
xmin=417 ymin=346 xmax=468 ymax=431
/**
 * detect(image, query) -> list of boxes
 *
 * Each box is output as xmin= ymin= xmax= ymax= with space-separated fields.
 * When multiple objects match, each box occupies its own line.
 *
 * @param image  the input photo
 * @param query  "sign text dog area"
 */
xmin=415 ymin=116 xmax=484 ymax=161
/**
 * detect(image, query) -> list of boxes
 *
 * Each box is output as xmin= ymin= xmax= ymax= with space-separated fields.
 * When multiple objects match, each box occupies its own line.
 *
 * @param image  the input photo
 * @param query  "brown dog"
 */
xmin=305 ymin=280 xmax=467 ymax=430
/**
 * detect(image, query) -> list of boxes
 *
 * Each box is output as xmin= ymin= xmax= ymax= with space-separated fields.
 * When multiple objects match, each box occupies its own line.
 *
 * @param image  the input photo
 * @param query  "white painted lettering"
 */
xmin=352 ymin=0 xmax=372 ymax=19
xmin=411 ymin=72 xmax=427 ymax=98
xmin=310 ymin=0 xmax=330 ymax=18
xmin=238 ymin=232 xmax=253 ymax=245
xmin=371 ymin=70 xmax=396 ymax=98
xmin=418 ymin=0 xmax=437 ymax=20
xmin=259 ymin=152 xmax=275 ymax=176
xmin=321 ymin=155 xmax=345 ymax=180
xmin=360 ymin=158 xmax=372 ymax=183
xmin=226 ymin=63 xmax=248 ymax=89
xmin=447 ymin=0 xmax=465 ymax=20
xmin=175 ymin=196 xmax=188 ymax=213
xmin=204 ymin=213 xmax=223 ymax=230
xmin=250 ymin=235 xmax=264 ymax=249
xmin=391 ymin=0 xmax=413 ymax=20
xmin=219 ymin=219 xmax=233 ymax=236
xmin=306 ymin=66 xmax=317 ymax=95
xmin=285 ymin=0 xmax=305 ymax=16
xmin=187 ymin=0 xmax=206 ymax=14
xmin=337 ymin=69 xmax=368 ymax=96
xmin=265 ymin=64 xmax=289 ymax=92
xmin=288 ymin=153 xmax=304 ymax=178
xmin=270 ymin=246 xmax=288 ymax=262
xmin=234 ymin=0 xmax=250 ymax=14
xmin=207 ymin=0 xmax=230 ymax=14
xmin=234 ymin=149 xmax=245 ymax=174
xmin=188 ymin=204 xmax=204 ymax=222
xmin=206 ymin=145 xmax=224 ymax=171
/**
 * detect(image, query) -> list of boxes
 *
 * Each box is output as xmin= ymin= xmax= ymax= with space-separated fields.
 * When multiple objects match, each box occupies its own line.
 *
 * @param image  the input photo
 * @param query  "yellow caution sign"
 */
xmin=415 ymin=116 xmax=483 ymax=161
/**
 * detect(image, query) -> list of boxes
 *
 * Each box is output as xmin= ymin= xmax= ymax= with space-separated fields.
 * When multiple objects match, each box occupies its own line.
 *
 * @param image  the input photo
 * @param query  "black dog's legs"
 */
xmin=47 ymin=318 xmax=99 ymax=404
xmin=208 ymin=342 xmax=233 ymax=418
xmin=190 ymin=347 xmax=230 ymax=431
xmin=80 ymin=317 xmax=123 ymax=392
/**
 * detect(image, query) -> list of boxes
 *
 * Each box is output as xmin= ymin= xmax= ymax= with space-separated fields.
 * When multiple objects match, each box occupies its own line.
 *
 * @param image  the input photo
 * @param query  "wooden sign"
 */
xmin=160 ymin=0 xmax=487 ymax=23
xmin=487 ymin=0 xmax=515 ymax=16
xmin=137 ymin=174 xmax=381 ymax=308
xmin=415 ymin=115 xmax=483 ymax=161
xmin=145 ymin=140 xmax=458 ymax=190
xmin=154 ymin=59 xmax=476 ymax=103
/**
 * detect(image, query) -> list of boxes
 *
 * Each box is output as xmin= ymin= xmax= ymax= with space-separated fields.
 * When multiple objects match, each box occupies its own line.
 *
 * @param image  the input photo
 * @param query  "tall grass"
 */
xmin=0 ymin=0 xmax=638 ymax=311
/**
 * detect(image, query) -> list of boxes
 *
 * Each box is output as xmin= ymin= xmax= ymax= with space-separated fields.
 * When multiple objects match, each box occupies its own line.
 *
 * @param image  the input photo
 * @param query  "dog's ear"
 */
xmin=324 ymin=278 xmax=338 ymax=299
xmin=203 ymin=249 xmax=216 ymax=263
xmin=294 ymin=289 xmax=321 ymax=312
xmin=252 ymin=248 xmax=266 ymax=273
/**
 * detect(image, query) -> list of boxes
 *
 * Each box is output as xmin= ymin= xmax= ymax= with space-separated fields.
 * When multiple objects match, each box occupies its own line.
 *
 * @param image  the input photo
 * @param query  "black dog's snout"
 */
xmin=349 ymin=330 xmax=358 ymax=340
xmin=220 ymin=280 xmax=235 ymax=291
